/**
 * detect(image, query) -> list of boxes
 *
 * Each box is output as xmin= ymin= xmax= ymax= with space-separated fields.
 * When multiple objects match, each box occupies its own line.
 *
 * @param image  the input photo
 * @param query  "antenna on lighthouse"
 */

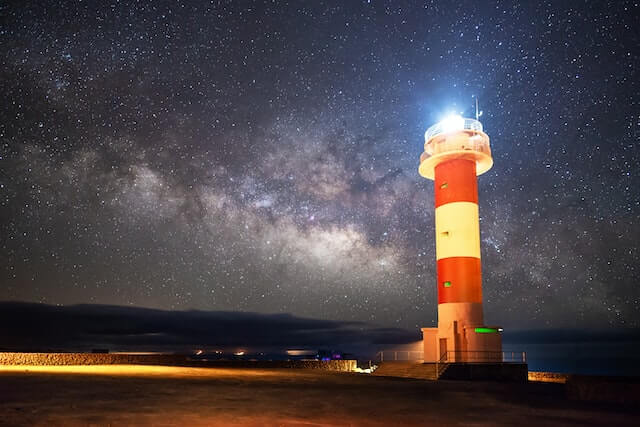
xmin=475 ymin=97 xmax=479 ymax=121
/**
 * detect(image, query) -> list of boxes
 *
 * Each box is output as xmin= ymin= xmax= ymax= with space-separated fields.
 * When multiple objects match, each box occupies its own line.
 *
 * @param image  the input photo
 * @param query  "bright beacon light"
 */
xmin=439 ymin=114 xmax=465 ymax=133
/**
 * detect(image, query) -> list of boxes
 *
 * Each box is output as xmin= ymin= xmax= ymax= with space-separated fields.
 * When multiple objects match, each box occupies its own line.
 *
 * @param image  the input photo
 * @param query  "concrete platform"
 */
xmin=372 ymin=361 xmax=438 ymax=380
xmin=439 ymin=363 xmax=528 ymax=382
xmin=373 ymin=361 xmax=528 ymax=382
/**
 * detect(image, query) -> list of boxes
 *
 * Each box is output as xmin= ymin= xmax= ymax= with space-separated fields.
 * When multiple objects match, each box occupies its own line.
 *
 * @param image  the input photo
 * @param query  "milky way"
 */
xmin=1 ymin=1 xmax=639 ymax=331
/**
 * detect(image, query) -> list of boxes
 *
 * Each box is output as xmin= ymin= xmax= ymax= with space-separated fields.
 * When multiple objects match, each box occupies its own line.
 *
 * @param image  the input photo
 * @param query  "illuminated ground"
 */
xmin=0 ymin=365 xmax=638 ymax=426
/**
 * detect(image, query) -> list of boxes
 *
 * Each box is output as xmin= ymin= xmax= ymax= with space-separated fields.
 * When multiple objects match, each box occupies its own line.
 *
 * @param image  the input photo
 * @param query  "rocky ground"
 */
xmin=0 ymin=365 xmax=638 ymax=426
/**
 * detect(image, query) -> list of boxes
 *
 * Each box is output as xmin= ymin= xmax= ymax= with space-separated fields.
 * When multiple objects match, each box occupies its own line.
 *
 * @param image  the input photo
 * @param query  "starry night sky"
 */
xmin=2 ymin=0 xmax=639 ymax=334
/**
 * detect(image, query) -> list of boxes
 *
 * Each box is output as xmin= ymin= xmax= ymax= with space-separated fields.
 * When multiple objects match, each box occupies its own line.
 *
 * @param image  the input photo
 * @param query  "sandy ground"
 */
xmin=0 ymin=365 xmax=638 ymax=426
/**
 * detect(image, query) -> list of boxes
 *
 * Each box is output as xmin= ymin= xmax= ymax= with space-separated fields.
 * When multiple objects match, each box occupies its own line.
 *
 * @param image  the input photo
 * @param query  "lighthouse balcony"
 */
xmin=423 ymin=130 xmax=491 ymax=158
xmin=419 ymin=120 xmax=493 ymax=180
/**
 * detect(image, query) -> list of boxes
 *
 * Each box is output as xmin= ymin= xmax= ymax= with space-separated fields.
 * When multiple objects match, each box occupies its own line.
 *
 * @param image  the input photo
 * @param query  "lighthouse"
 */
xmin=419 ymin=115 xmax=502 ymax=363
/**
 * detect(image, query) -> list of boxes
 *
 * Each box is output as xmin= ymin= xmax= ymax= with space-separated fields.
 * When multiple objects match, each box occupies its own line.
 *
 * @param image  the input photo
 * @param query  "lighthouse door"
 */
xmin=439 ymin=338 xmax=448 ymax=361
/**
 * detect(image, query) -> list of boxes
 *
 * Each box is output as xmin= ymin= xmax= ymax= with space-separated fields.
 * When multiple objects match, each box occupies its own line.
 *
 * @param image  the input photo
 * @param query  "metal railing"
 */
xmin=439 ymin=350 xmax=526 ymax=363
xmin=375 ymin=350 xmax=423 ymax=362
xmin=423 ymin=131 xmax=491 ymax=158
xmin=425 ymin=117 xmax=483 ymax=141
xmin=374 ymin=350 xmax=526 ymax=364
xmin=436 ymin=351 xmax=449 ymax=377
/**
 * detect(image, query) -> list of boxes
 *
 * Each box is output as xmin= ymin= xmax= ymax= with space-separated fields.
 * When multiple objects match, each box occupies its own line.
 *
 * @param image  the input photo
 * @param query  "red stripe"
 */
xmin=434 ymin=159 xmax=478 ymax=208
xmin=437 ymin=257 xmax=482 ymax=304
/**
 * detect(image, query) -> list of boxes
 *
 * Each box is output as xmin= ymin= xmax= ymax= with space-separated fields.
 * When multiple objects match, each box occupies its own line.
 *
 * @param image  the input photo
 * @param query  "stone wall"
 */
xmin=0 ymin=352 xmax=356 ymax=372
xmin=194 ymin=360 xmax=356 ymax=372
xmin=0 ymin=352 xmax=189 ymax=366
xmin=527 ymin=371 xmax=570 ymax=383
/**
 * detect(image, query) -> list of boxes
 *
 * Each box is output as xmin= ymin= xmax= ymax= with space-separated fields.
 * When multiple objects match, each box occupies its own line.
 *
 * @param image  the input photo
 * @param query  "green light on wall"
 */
xmin=443 ymin=281 xmax=452 ymax=288
xmin=474 ymin=327 xmax=499 ymax=334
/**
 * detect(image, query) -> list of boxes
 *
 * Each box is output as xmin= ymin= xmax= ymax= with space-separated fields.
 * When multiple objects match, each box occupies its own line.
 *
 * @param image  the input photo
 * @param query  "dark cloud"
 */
xmin=0 ymin=302 xmax=418 ymax=353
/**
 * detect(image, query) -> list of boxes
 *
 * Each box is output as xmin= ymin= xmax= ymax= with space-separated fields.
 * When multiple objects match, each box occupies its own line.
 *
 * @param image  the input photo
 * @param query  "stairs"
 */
xmin=372 ymin=362 xmax=445 ymax=381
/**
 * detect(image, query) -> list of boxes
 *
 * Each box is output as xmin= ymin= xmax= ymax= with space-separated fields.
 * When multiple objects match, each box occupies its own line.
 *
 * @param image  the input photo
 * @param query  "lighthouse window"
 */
xmin=440 ymin=182 xmax=448 ymax=189
xmin=443 ymin=281 xmax=452 ymax=288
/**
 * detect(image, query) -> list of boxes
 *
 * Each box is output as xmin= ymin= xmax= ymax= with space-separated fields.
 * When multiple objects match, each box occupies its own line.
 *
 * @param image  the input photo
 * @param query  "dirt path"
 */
xmin=0 ymin=365 xmax=637 ymax=426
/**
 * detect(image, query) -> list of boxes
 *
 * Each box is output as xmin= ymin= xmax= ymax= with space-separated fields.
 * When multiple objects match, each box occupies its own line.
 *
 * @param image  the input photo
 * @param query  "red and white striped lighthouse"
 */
xmin=419 ymin=115 xmax=502 ymax=363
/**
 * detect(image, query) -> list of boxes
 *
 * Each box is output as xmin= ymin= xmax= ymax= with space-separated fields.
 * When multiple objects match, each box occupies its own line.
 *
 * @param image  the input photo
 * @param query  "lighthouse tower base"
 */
xmin=421 ymin=323 xmax=503 ymax=363
xmin=418 ymin=327 xmax=527 ymax=381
